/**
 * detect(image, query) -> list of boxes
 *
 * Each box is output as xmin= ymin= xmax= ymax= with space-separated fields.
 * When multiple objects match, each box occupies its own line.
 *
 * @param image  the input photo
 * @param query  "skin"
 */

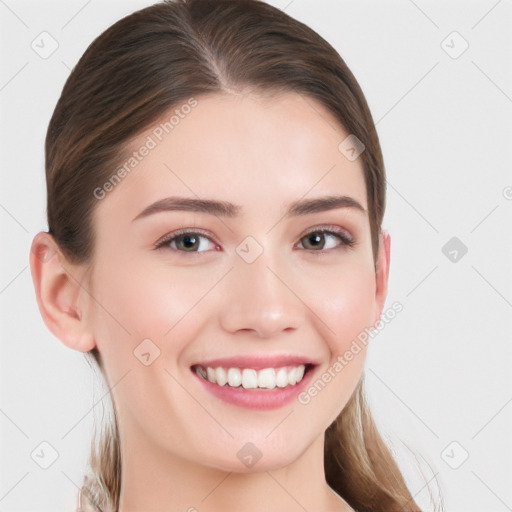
xmin=30 ymin=91 xmax=390 ymax=512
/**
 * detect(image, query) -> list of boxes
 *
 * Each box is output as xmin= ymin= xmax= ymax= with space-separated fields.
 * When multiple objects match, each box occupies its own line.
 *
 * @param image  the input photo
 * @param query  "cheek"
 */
xmin=85 ymin=260 xmax=215 ymax=443
xmin=90 ymin=253 xmax=194 ymax=335
xmin=87 ymin=254 xmax=220 ymax=379
xmin=294 ymin=265 xmax=375 ymax=428
xmin=301 ymin=258 xmax=377 ymax=354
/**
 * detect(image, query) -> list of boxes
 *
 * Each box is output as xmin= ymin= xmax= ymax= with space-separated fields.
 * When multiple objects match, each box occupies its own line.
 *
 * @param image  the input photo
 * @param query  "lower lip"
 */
xmin=191 ymin=366 xmax=316 ymax=410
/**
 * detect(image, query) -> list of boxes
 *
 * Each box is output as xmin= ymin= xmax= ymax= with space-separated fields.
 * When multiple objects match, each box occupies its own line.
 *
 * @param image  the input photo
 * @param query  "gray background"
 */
xmin=1 ymin=0 xmax=511 ymax=510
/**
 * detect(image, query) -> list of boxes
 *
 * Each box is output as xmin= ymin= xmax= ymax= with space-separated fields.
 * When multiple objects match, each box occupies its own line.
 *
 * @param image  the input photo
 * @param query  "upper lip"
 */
xmin=192 ymin=354 xmax=318 ymax=370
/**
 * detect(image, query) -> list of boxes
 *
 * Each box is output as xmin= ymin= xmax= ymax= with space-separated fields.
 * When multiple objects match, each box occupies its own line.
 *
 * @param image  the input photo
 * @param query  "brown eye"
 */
xmin=173 ymin=233 xmax=202 ymax=252
xmin=155 ymin=230 xmax=216 ymax=253
xmin=298 ymin=228 xmax=354 ymax=251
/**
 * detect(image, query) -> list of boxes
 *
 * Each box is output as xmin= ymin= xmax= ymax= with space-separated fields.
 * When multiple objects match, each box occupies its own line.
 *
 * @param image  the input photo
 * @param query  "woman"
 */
xmin=29 ymin=0 xmax=432 ymax=510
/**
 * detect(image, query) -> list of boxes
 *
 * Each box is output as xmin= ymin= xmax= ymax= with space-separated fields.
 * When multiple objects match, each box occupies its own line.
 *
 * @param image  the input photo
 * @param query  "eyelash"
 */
xmin=153 ymin=225 xmax=355 ymax=255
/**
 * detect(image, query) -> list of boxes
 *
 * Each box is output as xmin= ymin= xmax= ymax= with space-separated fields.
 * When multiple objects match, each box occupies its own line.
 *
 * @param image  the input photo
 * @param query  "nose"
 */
xmin=218 ymin=251 xmax=305 ymax=339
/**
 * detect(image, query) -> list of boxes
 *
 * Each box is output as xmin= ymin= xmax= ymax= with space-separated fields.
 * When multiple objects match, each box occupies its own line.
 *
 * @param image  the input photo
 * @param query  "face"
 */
xmin=80 ymin=91 xmax=387 ymax=472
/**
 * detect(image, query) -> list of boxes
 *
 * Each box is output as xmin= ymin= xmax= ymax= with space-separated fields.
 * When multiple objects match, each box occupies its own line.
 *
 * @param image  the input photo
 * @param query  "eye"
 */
xmin=154 ymin=229 xmax=218 ymax=253
xmin=297 ymin=226 xmax=355 ymax=252
xmin=154 ymin=225 xmax=355 ymax=255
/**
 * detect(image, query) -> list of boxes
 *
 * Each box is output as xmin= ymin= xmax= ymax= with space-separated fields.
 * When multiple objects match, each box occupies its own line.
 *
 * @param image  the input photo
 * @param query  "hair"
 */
xmin=44 ymin=1 xmax=437 ymax=510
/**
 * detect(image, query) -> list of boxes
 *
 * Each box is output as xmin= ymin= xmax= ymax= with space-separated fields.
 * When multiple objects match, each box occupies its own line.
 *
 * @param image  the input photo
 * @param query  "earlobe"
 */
xmin=29 ymin=232 xmax=96 ymax=353
xmin=374 ymin=229 xmax=391 ymax=323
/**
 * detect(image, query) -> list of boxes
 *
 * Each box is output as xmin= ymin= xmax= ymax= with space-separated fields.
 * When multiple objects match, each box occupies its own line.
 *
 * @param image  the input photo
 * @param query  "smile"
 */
xmin=190 ymin=358 xmax=316 ymax=410
xmin=193 ymin=364 xmax=308 ymax=389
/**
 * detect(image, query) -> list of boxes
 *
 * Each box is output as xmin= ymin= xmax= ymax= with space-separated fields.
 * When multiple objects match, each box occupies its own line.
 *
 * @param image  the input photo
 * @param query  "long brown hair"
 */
xmin=45 ymin=1 xmax=435 ymax=510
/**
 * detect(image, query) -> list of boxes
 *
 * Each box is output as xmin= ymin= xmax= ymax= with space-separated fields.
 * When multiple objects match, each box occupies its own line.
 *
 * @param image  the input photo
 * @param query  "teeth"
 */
xmin=242 ymin=369 xmax=258 ymax=389
xmin=196 ymin=364 xmax=307 ymax=389
xmin=227 ymin=368 xmax=242 ymax=387
xmin=206 ymin=367 xmax=216 ymax=383
xmin=215 ymin=367 xmax=227 ymax=386
xmin=196 ymin=366 xmax=207 ymax=379
xmin=258 ymin=368 xmax=276 ymax=389
xmin=275 ymin=368 xmax=288 ymax=388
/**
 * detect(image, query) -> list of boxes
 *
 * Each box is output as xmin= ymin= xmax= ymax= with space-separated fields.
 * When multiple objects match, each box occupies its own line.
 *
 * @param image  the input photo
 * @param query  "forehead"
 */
xmin=94 ymin=91 xmax=368 ymax=221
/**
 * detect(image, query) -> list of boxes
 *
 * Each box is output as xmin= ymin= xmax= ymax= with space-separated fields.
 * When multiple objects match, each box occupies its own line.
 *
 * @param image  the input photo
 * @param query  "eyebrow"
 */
xmin=132 ymin=194 xmax=366 ymax=222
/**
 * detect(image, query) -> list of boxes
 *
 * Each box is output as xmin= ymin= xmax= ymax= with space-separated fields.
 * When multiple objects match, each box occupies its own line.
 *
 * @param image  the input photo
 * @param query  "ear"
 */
xmin=29 ymin=231 xmax=96 ymax=353
xmin=373 ymin=229 xmax=391 ymax=324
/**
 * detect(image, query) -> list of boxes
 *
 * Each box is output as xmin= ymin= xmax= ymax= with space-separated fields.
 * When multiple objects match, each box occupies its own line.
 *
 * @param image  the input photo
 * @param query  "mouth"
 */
xmin=191 ymin=363 xmax=314 ymax=390
xmin=190 ymin=358 xmax=317 ymax=410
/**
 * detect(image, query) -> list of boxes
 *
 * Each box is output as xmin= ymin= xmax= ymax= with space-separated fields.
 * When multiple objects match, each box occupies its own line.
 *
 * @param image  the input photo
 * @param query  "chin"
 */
xmin=199 ymin=436 xmax=312 ymax=474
